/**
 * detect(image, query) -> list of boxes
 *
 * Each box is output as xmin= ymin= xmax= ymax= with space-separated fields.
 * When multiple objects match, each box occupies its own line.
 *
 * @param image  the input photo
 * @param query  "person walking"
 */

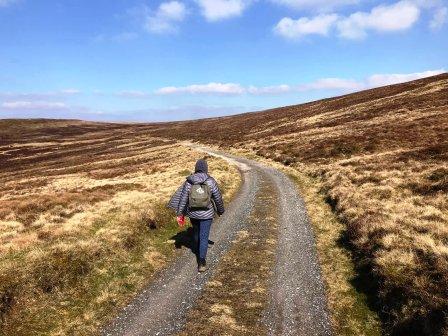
xmin=169 ymin=158 xmax=225 ymax=272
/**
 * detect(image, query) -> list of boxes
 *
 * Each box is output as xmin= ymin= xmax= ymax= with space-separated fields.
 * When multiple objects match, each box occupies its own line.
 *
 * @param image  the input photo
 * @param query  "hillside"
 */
xmin=150 ymin=74 xmax=447 ymax=163
xmin=150 ymin=73 xmax=448 ymax=335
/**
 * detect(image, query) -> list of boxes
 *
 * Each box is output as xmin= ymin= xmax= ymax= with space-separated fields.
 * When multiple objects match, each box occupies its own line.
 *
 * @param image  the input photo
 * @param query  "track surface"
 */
xmin=102 ymin=147 xmax=332 ymax=336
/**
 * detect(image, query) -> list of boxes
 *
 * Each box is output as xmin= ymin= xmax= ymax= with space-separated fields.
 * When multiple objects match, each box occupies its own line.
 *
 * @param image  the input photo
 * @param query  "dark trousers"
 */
xmin=190 ymin=218 xmax=213 ymax=261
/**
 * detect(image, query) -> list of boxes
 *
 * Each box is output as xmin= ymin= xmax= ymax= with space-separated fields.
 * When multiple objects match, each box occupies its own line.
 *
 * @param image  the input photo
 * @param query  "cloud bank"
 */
xmin=274 ymin=0 xmax=439 ymax=40
xmin=0 ymin=89 xmax=80 ymax=100
xmin=1 ymin=71 xmax=444 ymax=122
xmin=155 ymin=82 xmax=245 ymax=95
xmin=154 ymin=69 xmax=445 ymax=95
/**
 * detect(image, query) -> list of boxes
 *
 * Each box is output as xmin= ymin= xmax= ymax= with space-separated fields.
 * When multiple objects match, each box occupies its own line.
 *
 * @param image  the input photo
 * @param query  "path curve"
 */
xmin=102 ymin=146 xmax=332 ymax=336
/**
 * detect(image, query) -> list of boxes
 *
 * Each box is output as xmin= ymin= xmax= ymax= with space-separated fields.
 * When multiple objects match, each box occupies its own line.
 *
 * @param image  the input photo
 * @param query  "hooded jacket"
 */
xmin=168 ymin=172 xmax=225 ymax=220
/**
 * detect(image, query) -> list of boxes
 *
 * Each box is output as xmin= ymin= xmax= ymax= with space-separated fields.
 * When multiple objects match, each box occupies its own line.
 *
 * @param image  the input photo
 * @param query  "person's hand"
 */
xmin=176 ymin=215 xmax=185 ymax=227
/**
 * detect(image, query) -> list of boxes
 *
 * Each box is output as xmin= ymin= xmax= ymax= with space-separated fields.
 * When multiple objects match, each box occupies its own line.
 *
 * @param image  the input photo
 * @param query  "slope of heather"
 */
xmin=150 ymin=73 xmax=448 ymax=335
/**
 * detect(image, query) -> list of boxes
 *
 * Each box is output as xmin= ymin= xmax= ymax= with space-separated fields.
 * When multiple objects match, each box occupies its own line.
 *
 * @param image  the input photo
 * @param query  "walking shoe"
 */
xmin=198 ymin=259 xmax=208 ymax=272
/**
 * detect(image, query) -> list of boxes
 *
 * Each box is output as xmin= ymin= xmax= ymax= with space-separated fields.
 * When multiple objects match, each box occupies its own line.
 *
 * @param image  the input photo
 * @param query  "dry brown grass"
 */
xmin=0 ymin=121 xmax=240 ymax=335
xmin=316 ymin=155 xmax=448 ymax=335
xmin=290 ymin=170 xmax=383 ymax=336
xmin=150 ymin=74 xmax=448 ymax=335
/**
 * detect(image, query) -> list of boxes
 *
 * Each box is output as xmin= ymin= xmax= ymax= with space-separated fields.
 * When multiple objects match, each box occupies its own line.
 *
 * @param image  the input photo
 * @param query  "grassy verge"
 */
xmin=287 ymin=172 xmax=382 ymax=336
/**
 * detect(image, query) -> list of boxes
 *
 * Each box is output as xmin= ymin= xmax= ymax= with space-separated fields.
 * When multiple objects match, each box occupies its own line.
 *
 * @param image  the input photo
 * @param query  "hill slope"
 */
xmin=151 ymin=74 xmax=447 ymax=164
xmin=150 ymin=73 xmax=448 ymax=335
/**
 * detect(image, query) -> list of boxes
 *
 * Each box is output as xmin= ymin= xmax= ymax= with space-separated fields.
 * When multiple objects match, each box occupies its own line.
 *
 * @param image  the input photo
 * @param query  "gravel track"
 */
xmin=264 ymin=168 xmax=333 ymax=336
xmin=102 ymin=146 xmax=332 ymax=336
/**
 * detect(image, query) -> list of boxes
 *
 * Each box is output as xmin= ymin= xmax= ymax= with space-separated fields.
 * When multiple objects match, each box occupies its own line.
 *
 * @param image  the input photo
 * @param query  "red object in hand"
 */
xmin=176 ymin=215 xmax=185 ymax=227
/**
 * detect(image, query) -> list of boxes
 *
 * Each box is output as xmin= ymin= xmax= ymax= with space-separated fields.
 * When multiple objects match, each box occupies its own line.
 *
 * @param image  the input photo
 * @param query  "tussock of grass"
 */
xmin=317 ymin=156 xmax=448 ymax=335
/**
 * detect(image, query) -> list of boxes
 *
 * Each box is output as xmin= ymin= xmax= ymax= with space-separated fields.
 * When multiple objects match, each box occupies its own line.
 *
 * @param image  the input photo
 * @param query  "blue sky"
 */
xmin=0 ymin=0 xmax=447 ymax=121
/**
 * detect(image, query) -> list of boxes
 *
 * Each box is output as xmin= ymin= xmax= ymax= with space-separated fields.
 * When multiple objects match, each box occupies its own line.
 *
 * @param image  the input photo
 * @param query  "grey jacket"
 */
xmin=168 ymin=172 xmax=225 ymax=220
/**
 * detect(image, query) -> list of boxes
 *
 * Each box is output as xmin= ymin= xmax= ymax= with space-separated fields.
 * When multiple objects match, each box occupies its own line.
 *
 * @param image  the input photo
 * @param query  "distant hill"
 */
xmin=151 ymin=73 xmax=448 ymax=165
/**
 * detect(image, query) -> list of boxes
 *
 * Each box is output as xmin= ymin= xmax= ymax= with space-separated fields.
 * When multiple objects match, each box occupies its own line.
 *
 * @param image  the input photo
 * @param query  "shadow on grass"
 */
xmin=171 ymin=226 xmax=196 ymax=253
xmin=336 ymin=231 xmax=391 ymax=331
xmin=323 ymin=194 xmax=390 ymax=334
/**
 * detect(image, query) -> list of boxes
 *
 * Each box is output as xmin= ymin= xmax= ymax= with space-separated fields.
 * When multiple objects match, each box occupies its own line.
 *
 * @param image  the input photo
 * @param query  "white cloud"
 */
xmin=156 ymin=83 xmax=295 ymax=95
xmin=429 ymin=6 xmax=447 ymax=30
xmin=145 ymin=1 xmax=187 ymax=34
xmin=1 ymin=101 xmax=68 ymax=110
xmin=300 ymin=70 xmax=445 ymax=91
xmin=275 ymin=1 xmax=421 ymax=40
xmin=270 ymin=0 xmax=358 ymax=11
xmin=153 ymin=69 xmax=445 ymax=96
xmin=195 ymin=0 xmax=251 ymax=21
xmin=337 ymin=1 xmax=420 ymax=39
xmin=159 ymin=1 xmax=187 ymax=20
xmin=274 ymin=14 xmax=339 ymax=39
xmin=304 ymin=70 xmax=445 ymax=91
xmin=410 ymin=0 xmax=444 ymax=10
xmin=366 ymin=69 xmax=445 ymax=87
xmin=156 ymin=82 xmax=246 ymax=95
xmin=247 ymin=84 xmax=292 ymax=94
xmin=398 ymin=0 xmax=448 ymax=30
